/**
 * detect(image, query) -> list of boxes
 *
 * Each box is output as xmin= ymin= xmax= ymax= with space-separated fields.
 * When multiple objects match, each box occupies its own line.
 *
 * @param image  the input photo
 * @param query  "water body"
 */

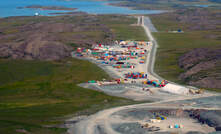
xmin=0 ymin=0 xmax=165 ymax=18
xmin=184 ymin=4 xmax=211 ymax=8
xmin=194 ymin=4 xmax=210 ymax=7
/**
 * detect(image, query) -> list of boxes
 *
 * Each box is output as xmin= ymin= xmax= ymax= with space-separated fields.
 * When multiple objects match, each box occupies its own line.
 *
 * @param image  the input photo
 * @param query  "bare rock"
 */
xmin=179 ymin=60 xmax=216 ymax=79
xmin=179 ymin=48 xmax=221 ymax=89
xmin=0 ymin=15 xmax=114 ymax=60
xmin=189 ymin=77 xmax=221 ymax=89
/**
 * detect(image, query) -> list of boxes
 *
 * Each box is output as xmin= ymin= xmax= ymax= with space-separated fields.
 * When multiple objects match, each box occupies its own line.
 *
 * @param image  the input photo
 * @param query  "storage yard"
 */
xmin=72 ymin=39 xmax=221 ymax=134
xmin=75 ymin=40 xmax=151 ymax=82
xmin=74 ymin=40 xmax=210 ymax=101
xmin=68 ymin=16 xmax=221 ymax=134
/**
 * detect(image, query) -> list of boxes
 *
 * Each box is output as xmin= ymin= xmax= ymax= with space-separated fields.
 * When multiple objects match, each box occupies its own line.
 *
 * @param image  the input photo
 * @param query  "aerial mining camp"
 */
xmin=71 ymin=40 xmax=219 ymax=134
xmin=74 ymin=40 xmax=204 ymax=97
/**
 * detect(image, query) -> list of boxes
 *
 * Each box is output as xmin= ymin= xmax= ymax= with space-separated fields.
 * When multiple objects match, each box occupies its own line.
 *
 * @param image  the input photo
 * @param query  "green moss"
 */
xmin=0 ymin=60 xmax=56 ymax=86
xmin=0 ymin=58 xmax=135 ymax=133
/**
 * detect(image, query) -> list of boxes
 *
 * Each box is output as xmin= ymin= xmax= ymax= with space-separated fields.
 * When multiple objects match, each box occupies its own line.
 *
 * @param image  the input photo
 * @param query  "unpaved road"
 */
xmin=67 ymin=16 xmax=221 ymax=134
xmin=67 ymin=94 xmax=221 ymax=134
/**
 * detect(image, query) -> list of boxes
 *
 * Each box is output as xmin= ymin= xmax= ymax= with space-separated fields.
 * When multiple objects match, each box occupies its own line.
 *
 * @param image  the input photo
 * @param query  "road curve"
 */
xmin=68 ymin=93 xmax=220 ymax=134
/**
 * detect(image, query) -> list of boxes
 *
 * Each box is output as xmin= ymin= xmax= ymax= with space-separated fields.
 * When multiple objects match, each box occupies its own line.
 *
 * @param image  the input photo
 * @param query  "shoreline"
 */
xmin=1 ymin=0 xmax=166 ymax=18
xmin=105 ymin=2 xmax=168 ymax=14
xmin=17 ymin=5 xmax=77 ymax=11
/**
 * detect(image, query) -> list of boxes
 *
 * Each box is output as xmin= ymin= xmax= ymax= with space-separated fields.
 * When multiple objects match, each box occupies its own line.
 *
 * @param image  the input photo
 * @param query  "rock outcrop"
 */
xmin=0 ymin=15 xmax=114 ymax=60
xmin=175 ymin=9 xmax=221 ymax=31
xmin=0 ymin=22 xmax=74 ymax=60
xmin=178 ymin=48 xmax=221 ymax=89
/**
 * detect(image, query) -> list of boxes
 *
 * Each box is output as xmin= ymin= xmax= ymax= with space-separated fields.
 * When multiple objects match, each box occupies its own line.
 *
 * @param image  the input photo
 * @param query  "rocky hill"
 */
xmin=0 ymin=14 xmax=114 ymax=60
xmin=179 ymin=48 xmax=221 ymax=89
xmin=175 ymin=9 xmax=221 ymax=31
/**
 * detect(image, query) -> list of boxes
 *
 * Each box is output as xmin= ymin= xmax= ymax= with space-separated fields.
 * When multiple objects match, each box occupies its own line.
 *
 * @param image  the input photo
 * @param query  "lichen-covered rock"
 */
xmin=178 ymin=48 xmax=221 ymax=89
xmin=189 ymin=77 xmax=221 ymax=89
xmin=0 ymin=14 xmax=114 ymax=60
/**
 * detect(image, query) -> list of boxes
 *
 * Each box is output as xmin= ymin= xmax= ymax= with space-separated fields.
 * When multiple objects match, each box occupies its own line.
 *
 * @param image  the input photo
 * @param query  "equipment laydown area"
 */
xmin=75 ymin=40 xmax=209 ymax=101
xmin=68 ymin=16 xmax=221 ymax=134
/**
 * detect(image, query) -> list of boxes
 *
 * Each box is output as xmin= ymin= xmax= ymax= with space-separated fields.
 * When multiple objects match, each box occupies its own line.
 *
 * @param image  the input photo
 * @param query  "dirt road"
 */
xmin=67 ymin=94 xmax=221 ymax=134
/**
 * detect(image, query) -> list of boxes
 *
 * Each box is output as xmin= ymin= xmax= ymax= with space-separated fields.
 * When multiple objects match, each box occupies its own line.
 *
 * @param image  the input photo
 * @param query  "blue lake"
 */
xmin=0 ymin=0 xmax=164 ymax=18
xmin=194 ymin=4 xmax=210 ymax=7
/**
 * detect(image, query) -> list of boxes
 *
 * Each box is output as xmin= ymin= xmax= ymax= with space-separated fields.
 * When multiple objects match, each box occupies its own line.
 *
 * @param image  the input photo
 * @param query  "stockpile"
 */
xmin=143 ymin=80 xmax=168 ymax=87
xmin=106 ymin=56 xmax=128 ymax=61
xmin=97 ymin=78 xmax=129 ymax=85
xmin=101 ymin=61 xmax=109 ymax=64
xmin=75 ymin=47 xmax=92 ymax=57
xmin=113 ymin=64 xmax=135 ymax=69
xmin=113 ymin=62 xmax=135 ymax=69
xmin=125 ymin=72 xmax=147 ymax=79
xmin=97 ymin=55 xmax=129 ymax=62
xmin=119 ymin=41 xmax=137 ymax=46
xmin=139 ymin=59 xmax=145 ymax=64
xmin=77 ymin=47 xmax=90 ymax=53
xmin=118 ymin=41 xmax=148 ymax=47
xmin=139 ymin=51 xmax=146 ymax=55
xmin=139 ymin=56 xmax=146 ymax=64
xmin=138 ymin=41 xmax=148 ymax=46
xmin=189 ymin=110 xmax=221 ymax=131
xmin=129 ymin=56 xmax=138 ymax=59
xmin=161 ymin=83 xmax=189 ymax=95
xmin=88 ymin=80 xmax=96 ymax=83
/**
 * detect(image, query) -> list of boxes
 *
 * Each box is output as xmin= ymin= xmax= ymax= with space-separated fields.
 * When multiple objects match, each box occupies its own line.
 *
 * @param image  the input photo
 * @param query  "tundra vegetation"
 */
xmin=149 ymin=8 xmax=221 ymax=91
xmin=0 ymin=14 xmax=147 ymax=134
